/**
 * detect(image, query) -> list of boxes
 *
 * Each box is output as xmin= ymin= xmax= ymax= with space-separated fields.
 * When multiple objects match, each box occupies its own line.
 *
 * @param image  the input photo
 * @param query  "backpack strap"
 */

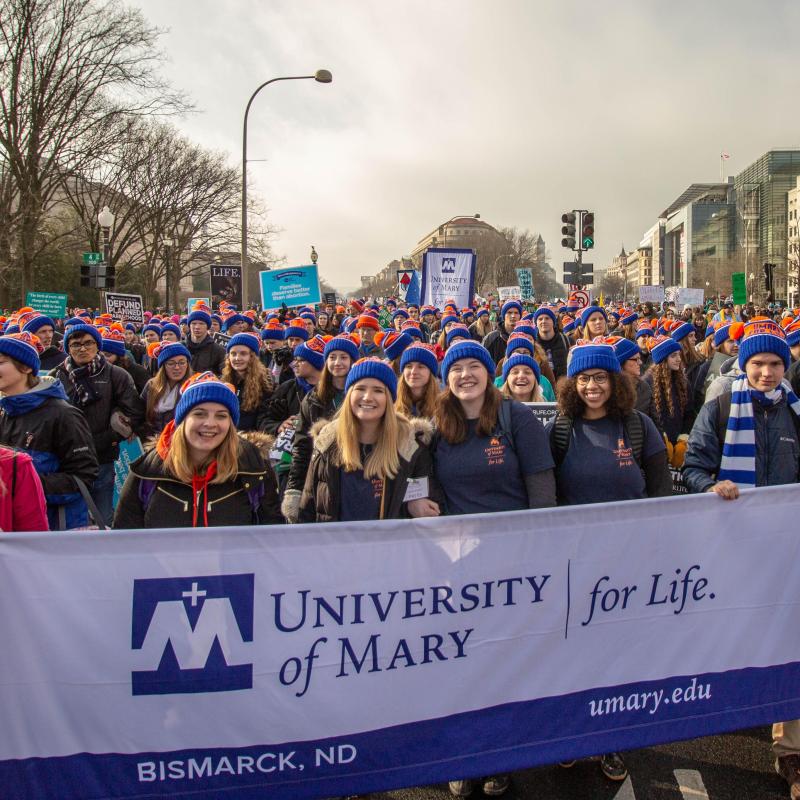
xmin=11 ymin=452 xmax=17 ymax=496
xmin=623 ymin=411 xmax=645 ymax=467
xmin=552 ymin=415 xmax=574 ymax=467
xmin=715 ymin=392 xmax=732 ymax=449
xmin=496 ymin=398 xmax=515 ymax=453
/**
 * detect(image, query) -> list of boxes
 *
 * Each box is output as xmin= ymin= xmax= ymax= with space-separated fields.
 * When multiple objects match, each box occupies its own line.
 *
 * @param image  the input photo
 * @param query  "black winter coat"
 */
xmin=261 ymin=379 xmax=308 ymax=435
xmin=51 ymin=357 xmax=145 ymax=464
xmin=113 ymin=433 xmax=282 ymax=528
xmin=286 ymin=388 xmax=343 ymax=493
xmin=229 ymin=373 xmax=273 ymax=432
xmin=482 ymin=325 xmax=511 ymax=365
xmin=187 ymin=335 xmax=226 ymax=376
xmin=298 ymin=416 xmax=442 ymax=523
xmin=39 ymin=346 xmax=67 ymax=371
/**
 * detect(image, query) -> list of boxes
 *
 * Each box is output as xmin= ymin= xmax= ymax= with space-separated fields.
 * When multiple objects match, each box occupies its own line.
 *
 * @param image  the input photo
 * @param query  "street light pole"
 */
xmin=241 ymin=70 xmax=332 ymax=309
xmin=97 ymin=206 xmax=115 ymax=299
xmin=163 ymin=237 xmax=174 ymax=312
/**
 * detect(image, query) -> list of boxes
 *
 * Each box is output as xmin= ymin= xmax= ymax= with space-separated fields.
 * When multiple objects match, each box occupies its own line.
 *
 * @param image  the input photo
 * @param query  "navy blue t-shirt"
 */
xmin=434 ymin=400 xmax=554 ymax=515
xmin=551 ymin=414 xmax=665 ymax=505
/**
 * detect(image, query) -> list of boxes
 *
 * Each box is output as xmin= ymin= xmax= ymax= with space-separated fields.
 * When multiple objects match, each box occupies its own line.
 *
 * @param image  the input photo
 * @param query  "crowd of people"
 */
xmin=1 ymin=292 xmax=799 ymax=797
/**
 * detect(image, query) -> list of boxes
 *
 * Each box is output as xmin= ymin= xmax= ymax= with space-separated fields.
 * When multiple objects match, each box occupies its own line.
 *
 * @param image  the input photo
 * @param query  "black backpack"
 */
xmin=551 ymin=411 xmax=645 ymax=467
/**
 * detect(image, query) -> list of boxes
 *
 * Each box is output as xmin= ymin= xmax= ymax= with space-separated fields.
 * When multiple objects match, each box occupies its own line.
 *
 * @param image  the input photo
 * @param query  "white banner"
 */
xmin=105 ymin=292 xmax=144 ymax=324
xmin=3 ymin=487 xmax=800 ymax=799
xmin=639 ymin=285 xmax=665 ymax=304
xmin=421 ymin=248 xmax=476 ymax=309
xmin=678 ymin=287 xmax=705 ymax=308
xmin=498 ymin=285 xmax=521 ymax=301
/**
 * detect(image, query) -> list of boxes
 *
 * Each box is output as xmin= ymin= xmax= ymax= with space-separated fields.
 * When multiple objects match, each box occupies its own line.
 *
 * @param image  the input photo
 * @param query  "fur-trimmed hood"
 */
xmin=309 ymin=414 xmax=434 ymax=462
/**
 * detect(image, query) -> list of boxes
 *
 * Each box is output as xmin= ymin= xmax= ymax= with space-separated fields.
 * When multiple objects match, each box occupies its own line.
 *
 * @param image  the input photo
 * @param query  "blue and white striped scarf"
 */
xmin=717 ymin=375 xmax=800 ymax=488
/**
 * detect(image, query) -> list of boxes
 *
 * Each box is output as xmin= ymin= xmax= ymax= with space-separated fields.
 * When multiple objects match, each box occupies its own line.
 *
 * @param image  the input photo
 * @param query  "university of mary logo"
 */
xmin=485 ymin=437 xmax=506 ymax=466
xmin=131 ymin=574 xmax=254 ymax=696
xmin=441 ymin=257 xmax=456 ymax=274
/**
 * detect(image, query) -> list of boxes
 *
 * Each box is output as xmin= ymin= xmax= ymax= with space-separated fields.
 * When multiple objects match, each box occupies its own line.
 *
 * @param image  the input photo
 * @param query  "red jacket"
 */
xmin=0 ymin=448 xmax=49 ymax=532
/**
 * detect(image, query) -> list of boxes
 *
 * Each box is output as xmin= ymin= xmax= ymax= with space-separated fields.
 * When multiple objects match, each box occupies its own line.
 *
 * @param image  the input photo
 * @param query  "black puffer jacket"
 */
xmin=51 ymin=357 xmax=144 ymax=464
xmin=187 ymin=335 xmax=226 ymax=376
xmin=285 ymin=388 xmax=343 ymax=494
xmin=298 ymin=416 xmax=442 ymax=522
xmin=261 ymin=378 xmax=308 ymax=435
xmin=113 ymin=432 xmax=282 ymax=528
xmin=482 ymin=324 xmax=511 ymax=365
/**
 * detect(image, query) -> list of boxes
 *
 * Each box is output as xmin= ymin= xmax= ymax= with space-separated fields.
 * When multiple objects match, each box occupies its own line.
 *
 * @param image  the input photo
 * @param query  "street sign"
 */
xmin=732 ymin=272 xmax=747 ymax=305
xmin=562 ymin=262 xmax=593 ymax=285
xmin=83 ymin=252 xmax=103 ymax=264
xmin=25 ymin=291 xmax=68 ymax=319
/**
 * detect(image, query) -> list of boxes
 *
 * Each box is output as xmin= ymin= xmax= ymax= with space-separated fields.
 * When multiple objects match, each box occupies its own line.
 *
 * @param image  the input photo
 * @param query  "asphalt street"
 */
xmin=365 ymin=727 xmax=787 ymax=799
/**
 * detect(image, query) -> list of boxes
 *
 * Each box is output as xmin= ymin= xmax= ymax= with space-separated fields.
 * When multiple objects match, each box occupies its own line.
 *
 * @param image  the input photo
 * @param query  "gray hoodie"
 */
xmin=704 ymin=355 xmax=743 ymax=404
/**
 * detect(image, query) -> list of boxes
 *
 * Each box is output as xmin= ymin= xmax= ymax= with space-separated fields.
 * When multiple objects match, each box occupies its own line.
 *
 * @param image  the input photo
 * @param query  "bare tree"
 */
xmin=0 ymin=0 xmax=187 ymax=303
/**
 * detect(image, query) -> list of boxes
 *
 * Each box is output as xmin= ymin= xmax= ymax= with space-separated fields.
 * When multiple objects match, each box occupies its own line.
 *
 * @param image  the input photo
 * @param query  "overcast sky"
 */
xmin=132 ymin=0 xmax=800 ymax=294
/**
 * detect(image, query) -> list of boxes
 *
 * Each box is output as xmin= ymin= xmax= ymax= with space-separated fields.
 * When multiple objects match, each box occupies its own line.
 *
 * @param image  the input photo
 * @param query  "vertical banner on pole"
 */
xmin=210 ymin=265 xmax=243 ymax=309
xmin=421 ymin=249 xmax=476 ymax=309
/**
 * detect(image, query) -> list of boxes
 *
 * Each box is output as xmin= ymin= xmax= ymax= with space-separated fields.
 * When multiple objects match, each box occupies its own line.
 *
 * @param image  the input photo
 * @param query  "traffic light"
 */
xmin=80 ymin=263 xmax=91 ymax=287
xmin=581 ymin=212 xmax=595 ymax=250
xmin=763 ymin=262 xmax=775 ymax=299
xmin=104 ymin=264 xmax=116 ymax=290
xmin=561 ymin=212 xmax=576 ymax=249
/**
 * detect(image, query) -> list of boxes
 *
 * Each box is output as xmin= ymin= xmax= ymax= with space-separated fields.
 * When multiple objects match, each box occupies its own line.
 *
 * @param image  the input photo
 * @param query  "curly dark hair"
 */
xmin=647 ymin=361 xmax=687 ymax=420
xmin=556 ymin=372 xmax=636 ymax=419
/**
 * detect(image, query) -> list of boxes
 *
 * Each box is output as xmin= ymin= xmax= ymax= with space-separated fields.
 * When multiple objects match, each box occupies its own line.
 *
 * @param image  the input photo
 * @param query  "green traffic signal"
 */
xmin=581 ymin=212 xmax=595 ymax=250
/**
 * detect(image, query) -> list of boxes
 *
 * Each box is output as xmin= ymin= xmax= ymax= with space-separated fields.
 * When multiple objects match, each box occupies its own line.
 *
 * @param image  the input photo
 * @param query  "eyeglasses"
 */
xmin=576 ymin=372 xmax=609 ymax=386
xmin=69 ymin=341 xmax=98 ymax=351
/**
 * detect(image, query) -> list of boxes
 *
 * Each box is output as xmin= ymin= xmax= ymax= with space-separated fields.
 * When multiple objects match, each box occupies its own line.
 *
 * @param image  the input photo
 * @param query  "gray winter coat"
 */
xmin=683 ymin=391 xmax=800 ymax=493
xmin=704 ymin=355 xmax=742 ymax=404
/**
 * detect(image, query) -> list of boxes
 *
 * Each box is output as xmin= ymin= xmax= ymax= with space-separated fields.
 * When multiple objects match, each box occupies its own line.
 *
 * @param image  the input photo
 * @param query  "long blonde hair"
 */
xmin=335 ymin=391 xmax=410 ymax=479
xmin=163 ymin=420 xmax=240 ymax=484
xmin=146 ymin=363 xmax=194 ymax=425
xmin=222 ymin=354 xmax=273 ymax=412
xmin=396 ymin=372 xmax=439 ymax=418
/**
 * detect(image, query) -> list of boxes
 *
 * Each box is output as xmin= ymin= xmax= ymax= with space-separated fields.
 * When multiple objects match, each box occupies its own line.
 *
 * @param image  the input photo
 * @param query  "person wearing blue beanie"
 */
xmin=323 ymin=334 xmax=359 ymax=363
xmin=375 ymin=330 xmax=413 ymax=363
xmin=441 ymin=340 xmax=496 ymax=385
xmin=141 ymin=323 xmax=162 ymax=345
xmin=226 ymin=332 xmax=261 ymax=356
xmin=296 ymin=356 xmax=441 ymax=523
xmin=113 ymin=371 xmax=283 ymax=529
xmin=63 ymin=323 xmax=103 ymax=353
xmin=649 ymin=335 xmax=681 ymax=365
xmin=578 ymin=305 xmax=609 ymax=338
xmin=21 ymin=314 xmax=55 ymax=335
xmin=533 ymin=306 xmax=557 ymax=326
xmin=397 ymin=344 xmax=440 ymax=419
xmin=500 ymin=300 xmax=523 ymax=320
xmin=0 ymin=331 xmax=42 ymax=374
xmin=100 ymin=333 xmax=127 ymax=359
xmin=187 ymin=308 xmax=212 ymax=329
xmin=505 ymin=335 xmax=535 ymax=358
xmin=284 ymin=322 xmax=310 ymax=345
xmin=445 ymin=325 xmax=471 ymax=349
xmin=293 ymin=340 xmax=325 ymax=371
xmin=156 ymin=342 xmax=192 ymax=370
xmin=500 ymin=353 xmax=543 ymax=404
xmin=612 ymin=336 xmax=641 ymax=369
xmin=567 ymin=340 xmax=620 ymax=377
xmin=400 ymin=324 xmax=424 ymax=342
xmin=160 ymin=322 xmax=181 ymax=342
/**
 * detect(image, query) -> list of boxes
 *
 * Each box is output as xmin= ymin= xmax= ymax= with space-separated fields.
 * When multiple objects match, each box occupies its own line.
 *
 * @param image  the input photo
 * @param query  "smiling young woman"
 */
xmin=113 ymin=372 xmax=281 ymax=528
xmin=298 ymin=358 xmax=442 ymax=523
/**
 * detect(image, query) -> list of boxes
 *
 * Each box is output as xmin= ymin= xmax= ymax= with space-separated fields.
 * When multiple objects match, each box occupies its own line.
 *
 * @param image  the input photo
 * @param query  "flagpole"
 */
xmin=720 ymin=154 xmax=724 ymax=182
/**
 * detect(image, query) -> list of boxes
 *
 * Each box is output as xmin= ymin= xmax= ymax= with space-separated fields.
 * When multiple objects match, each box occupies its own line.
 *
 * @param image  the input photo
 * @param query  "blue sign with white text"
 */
xmin=260 ymin=265 xmax=321 ymax=309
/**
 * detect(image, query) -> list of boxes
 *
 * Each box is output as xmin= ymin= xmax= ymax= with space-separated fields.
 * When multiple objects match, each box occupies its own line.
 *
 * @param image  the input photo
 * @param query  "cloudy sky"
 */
xmin=133 ymin=0 xmax=800 ymax=293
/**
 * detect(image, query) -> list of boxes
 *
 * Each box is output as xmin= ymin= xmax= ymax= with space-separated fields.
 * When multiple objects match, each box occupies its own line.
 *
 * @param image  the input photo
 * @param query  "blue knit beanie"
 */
xmin=187 ymin=308 xmax=212 ymax=328
xmin=100 ymin=335 xmax=126 ymax=358
xmin=738 ymin=318 xmax=790 ymax=370
xmin=445 ymin=325 xmax=471 ymax=348
xmin=612 ymin=337 xmax=641 ymax=366
xmin=650 ymin=336 xmax=682 ymax=365
xmin=156 ymin=342 xmax=191 ymax=369
xmin=533 ymin=306 xmax=557 ymax=326
xmin=160 ymin=322 xmax=181 ymax=340
xmin=392 ymin=309 xmax=409 ymax=321
xmin=260 ymin=324 xmax=285 ymax=341
xmin=323 ymin=335 xmax=359 ymax=362
xmin=440 ymin=314 xmax=459 ymax=328
xmin=378 ymin=330 xmax=413 ymax=361
xmin=476 ymin=308 xmax=489 ymax=319
xmin=441 ymin=340 xmax=496 ymax=384
xmin=502 ymin=353 xmax=541 ymax=385
xmin=500 ymin=300 xmax=523 ymax=319
xmin=293 ymin=340 xmax=325 ymax=371
xmin=670 ymin=321 xmax=694 ymax=342
xmin=284 ymin=322 xmax=310 ymax=342
xmin=174 ymin=372 xmax=240 ymax=427
xmin=505 ymin=335 xmax=535 ymax=358
xmin=567 ymin=341 xmax=620 ymax=377
xmin=345 ymin=357 xmax=398 ymax=401
xmin=579 ymin=305 xmax=608 ymax=329
xmin=713 ymin=323 xmax=733 ymax=348
xmin=620 ymin=310 xmax=639 ymax=326
xmin=141 ymin=323 xmax=162 ymax=338
xmin=400 ymin=325 xmax=423 ymax=341
xmin=399 ymin=343 xmax=439 ymax=377
xmin=0 ymin=332 xmax=42 ymax=372
xmin=222 ymin=313 xmax=250 ymax=332
xmin=226 ymin=332 xmax=261 ymax=355
xmin=63 ymin=323 xmax=102 ymax=352
xmin=512 ymin=324 xmax=536 ymax=339
xmin=21 ymin=315 xmax=55 ymax=334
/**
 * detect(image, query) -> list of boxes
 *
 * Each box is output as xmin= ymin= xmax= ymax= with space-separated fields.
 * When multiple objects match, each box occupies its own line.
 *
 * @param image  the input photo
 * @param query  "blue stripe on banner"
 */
xmin=4 ymin=660 xmax=800 ymax=800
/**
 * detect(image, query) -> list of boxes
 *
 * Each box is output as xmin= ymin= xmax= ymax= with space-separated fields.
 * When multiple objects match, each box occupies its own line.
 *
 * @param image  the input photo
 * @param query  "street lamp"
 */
xmin=163 ymin=237 xmax=175 ymax=311
xmin=97 ymin=206 xmax=115 ymax=292
xmin=310 ymin=246 xmax=318 ymax=265
xmin=241 ymin=69 xmax=332 ymax=308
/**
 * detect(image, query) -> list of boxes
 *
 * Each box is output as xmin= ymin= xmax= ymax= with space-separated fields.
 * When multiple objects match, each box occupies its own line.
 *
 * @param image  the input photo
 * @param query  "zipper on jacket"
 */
xmin=157 ymin=485 xmax=189 ymax=512
xmin=207 ymin=488 xmax=244 ymax=512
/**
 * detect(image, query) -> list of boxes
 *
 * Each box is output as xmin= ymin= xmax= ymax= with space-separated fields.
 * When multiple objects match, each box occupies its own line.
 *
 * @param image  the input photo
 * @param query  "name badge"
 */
xmin=403 ymin=476 xmax=429 ymax=502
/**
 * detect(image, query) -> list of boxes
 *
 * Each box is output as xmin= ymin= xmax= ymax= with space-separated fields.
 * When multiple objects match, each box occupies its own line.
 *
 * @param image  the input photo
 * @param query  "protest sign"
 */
xmin=105 ymin=293 xmax=144 ymax=323
xmin=3 ymin=486 xmax=800 ymax=799
xmin=678 ymin=288 xmax=704 ymax=308
xmin=25 ymin=292 xmax=68 ymax=319
xmin=113 ymin=437 xmax=144 ymax=509
xmin=187 ymin=297 xmax=211 ymax=315
xmin=498 ymin=286 xmax=522 ymax=301
xmin=732 ymin=273 xmax=747 ymax=305
xmin=323 ymin=292 xmax=337 ymax=306
xmin=210 ymin=265 xmax=242 ymax=309
xmin=212 ymin=332 xmax=231 ymax=347
xmin=639 ymin=285 xmax=665 ymax=304
xmin=516 ymin=268 xmax=533 ymax=301
xmin=523 ymin=401 xmax=558 ymax=425
xmin=260 ymin=265 xmax=321 ymax=309
xmin=421 ymin=249 xmax=476 ymax=310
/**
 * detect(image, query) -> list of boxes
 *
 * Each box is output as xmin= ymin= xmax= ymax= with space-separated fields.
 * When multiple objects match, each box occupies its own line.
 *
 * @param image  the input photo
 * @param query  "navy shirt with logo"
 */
xmin=339 ymin=444 xmax=384 ymax=521
xmin=551 ymin=414 xmax=665 ymax=506
xmin=434 ymin=401 xmax=554 ymax=515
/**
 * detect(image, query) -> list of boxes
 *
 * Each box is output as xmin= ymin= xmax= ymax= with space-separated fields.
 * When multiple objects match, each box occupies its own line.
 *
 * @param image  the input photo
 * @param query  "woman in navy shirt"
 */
xmin=395 ymin=343 xmax=440 ymax=419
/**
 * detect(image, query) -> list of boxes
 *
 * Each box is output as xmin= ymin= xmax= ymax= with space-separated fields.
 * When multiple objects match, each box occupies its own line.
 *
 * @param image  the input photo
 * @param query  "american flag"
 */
xmin=721 ymin=151 xmax=730 ymax=159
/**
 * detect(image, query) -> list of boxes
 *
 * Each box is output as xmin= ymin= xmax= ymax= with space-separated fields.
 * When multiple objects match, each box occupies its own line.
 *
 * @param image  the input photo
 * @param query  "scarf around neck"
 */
xmin=717 ymin=375 xmax=800 ymax=488
xmin=64 ymin=353 xmax=105 ymax=407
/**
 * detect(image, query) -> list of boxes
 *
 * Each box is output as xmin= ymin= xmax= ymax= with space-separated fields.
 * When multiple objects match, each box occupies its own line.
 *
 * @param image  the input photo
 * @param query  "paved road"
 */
xmin=367 ymin=727 xmax=787 ymax=799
